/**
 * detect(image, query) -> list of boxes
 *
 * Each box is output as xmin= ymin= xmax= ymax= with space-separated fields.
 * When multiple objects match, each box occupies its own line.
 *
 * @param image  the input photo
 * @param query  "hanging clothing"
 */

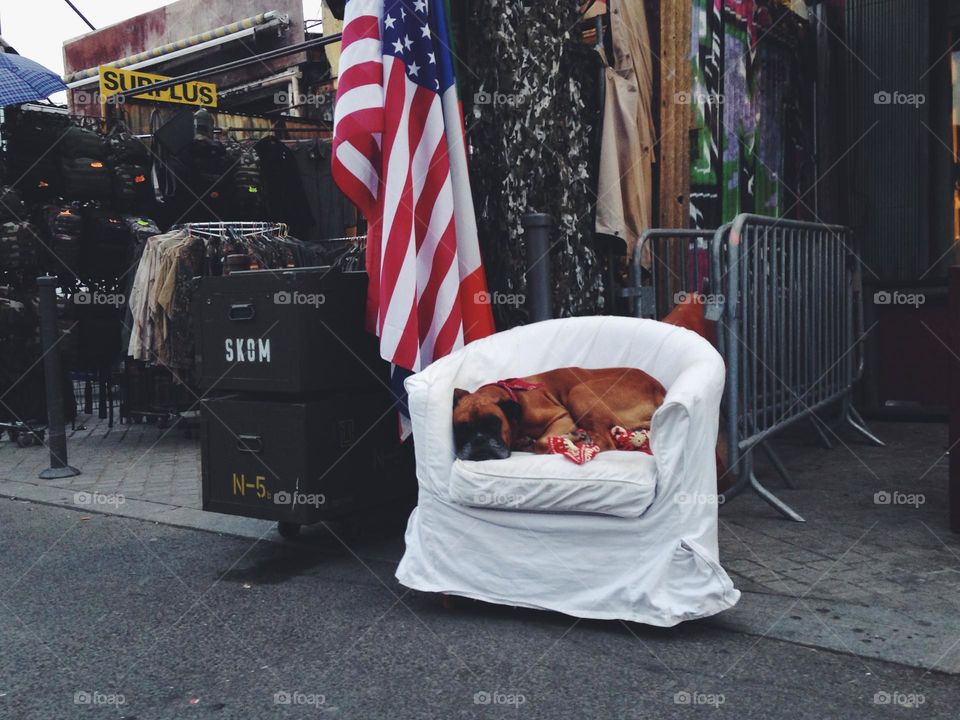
xmin=594 ymin=0 xmax=656 ymax=258
xmin=254 ymin=137 xmax=312 ymax=234
xmin=127 ymin=229 xmax=188 ymax=366
xmin=291 ymin=138 xmax=358 ymax=242
xmin=126 ymin=225 xmax=323 ymax=369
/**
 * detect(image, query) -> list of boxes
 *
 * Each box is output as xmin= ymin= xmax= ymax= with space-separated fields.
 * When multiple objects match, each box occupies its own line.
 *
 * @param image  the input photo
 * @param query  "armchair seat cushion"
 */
xmin=451 ymin=451 xmax=657 ymax=518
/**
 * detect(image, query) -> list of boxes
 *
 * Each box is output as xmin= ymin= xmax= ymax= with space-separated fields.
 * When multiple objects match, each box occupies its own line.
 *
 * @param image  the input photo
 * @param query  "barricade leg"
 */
xmin=808 ymin=416 xmax=835 ymax=449
xmin=760 ymin=440 xmax=797 ymax=488
xmin=845 ymin=404 xmax=885 ymax=447
xmin=750 ymin=464 xmax=806 ymax=522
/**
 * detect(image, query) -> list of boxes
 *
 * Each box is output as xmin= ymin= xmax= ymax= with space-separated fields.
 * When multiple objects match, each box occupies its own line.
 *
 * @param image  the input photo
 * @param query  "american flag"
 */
xmin=332 ymin=0 xmax=495 ymax=375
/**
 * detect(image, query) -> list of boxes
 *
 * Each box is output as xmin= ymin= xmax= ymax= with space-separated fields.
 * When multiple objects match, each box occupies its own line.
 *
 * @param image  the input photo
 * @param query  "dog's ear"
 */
xmin=453 ymin=388 xmax=470 ymax=409
xmin=497 ymin=399 xmax=522 ymax=423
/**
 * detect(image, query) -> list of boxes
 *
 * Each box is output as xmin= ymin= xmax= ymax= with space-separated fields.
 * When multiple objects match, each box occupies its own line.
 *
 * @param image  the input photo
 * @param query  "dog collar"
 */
xmin=481 ymin=377 xmax=545 ymax=403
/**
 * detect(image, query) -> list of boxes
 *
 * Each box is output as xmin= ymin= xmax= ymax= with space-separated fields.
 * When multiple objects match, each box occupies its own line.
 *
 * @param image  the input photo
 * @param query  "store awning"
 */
xmin=65 ymin=11 xmax=288 ymax=88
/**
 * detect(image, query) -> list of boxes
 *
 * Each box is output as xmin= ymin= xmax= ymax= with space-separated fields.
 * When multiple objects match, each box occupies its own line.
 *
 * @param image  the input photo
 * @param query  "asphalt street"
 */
xmin=1 ymin=497 xmax=958 ymax=720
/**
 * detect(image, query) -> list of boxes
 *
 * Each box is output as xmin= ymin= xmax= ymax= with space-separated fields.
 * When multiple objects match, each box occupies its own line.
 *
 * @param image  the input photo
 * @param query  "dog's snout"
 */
xmin=456 ymin=432 xmax=511 ymax=461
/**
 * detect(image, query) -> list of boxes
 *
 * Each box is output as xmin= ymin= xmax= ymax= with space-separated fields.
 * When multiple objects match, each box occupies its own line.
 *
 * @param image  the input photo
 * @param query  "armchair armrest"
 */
xmin=405 ymin=362 xmax=459 ymax=498
xmin=650 ymin=352 xmax=725 ymax=502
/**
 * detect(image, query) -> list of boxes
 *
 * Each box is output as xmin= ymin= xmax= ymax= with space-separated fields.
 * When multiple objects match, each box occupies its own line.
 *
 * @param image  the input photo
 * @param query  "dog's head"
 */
xmin=452 ymin=387 xmax=522 ymax=461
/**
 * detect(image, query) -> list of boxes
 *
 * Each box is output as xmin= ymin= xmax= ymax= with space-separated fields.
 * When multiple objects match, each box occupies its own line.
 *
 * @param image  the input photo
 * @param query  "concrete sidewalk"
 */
xmin=1 ymin=413 xmax=959 ymax=675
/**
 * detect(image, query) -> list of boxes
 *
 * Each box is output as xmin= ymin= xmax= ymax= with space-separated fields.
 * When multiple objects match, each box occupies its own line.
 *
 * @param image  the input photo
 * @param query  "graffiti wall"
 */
xmin=690 ymin=0 xmax=725 ymax=228
xmin=690 ymin=0 xmax=812 ymax=227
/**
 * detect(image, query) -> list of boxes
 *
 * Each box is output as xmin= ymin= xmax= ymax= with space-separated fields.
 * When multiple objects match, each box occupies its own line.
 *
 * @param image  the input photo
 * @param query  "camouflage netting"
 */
xmin=459 ymin=1 xmax=605 ymax=328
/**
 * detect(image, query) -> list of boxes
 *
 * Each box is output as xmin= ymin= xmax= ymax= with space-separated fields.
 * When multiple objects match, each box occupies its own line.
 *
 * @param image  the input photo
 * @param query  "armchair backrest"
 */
xmin=419 ymin=316 xmax=717 ymax=393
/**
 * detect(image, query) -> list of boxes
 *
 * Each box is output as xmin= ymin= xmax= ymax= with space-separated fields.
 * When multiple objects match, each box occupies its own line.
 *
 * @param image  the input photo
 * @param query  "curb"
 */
xmin=0 ymin=477 xmax=278 ymax=542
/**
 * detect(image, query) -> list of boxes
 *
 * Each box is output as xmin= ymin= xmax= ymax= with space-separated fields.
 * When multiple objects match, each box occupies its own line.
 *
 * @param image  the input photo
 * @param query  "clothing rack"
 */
xmin=173 ymin=221 xmax=289 ymax=238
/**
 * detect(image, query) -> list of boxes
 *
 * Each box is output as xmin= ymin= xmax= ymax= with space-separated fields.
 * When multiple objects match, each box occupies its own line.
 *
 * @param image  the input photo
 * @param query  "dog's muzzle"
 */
xmin=455 ymin=434 xmax=511 ymax=461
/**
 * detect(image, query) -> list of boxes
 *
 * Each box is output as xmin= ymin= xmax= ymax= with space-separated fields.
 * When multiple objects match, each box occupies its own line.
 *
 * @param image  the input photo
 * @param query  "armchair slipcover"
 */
xmin=395 ymin=316 xmax=740 ymax=625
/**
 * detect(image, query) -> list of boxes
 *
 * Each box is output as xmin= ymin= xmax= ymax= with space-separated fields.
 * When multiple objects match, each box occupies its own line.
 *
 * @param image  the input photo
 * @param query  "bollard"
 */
xmin=521 ymin=212 xmax=554 ymax=322
xmin=36 ymin=276 xmax=80 ymax=479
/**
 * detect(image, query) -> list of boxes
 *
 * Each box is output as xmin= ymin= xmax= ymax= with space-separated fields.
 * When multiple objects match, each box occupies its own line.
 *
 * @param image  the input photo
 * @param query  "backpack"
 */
xmin=231 ymin=144 xmax=263 ymax=217
xmin=0 ymin=186 xmax=25 ymax=222
xmin=6 ymin=112 xmax=70 ymax=194
xmin=60 ymin=157 xmax=112 ymax=200
xmin=112 ymin=163 xmax=151 ymax=203
xmin=105 ymin=126 xmax=150 ymax=165
xmin=61 ymin=125 xmax=106 ymax=160
xmin=0 ymin=221 xmax=39 ymax=271
xmin=81 ymin=210 xmax=130 ymax=280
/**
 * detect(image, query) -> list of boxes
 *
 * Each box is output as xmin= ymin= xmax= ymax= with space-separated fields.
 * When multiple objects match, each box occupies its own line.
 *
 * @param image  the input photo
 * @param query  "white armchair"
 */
xmin=395 ymin=316 xmax=739 ymax=625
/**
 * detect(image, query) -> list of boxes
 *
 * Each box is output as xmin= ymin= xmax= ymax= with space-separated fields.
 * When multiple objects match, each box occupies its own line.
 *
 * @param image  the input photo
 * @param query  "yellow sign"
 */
xmin=99 ymin=66 xmax=217 ymax=108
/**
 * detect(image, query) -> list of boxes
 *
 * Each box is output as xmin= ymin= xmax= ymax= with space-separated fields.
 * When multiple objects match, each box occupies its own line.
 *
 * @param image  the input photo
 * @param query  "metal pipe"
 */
xmin=62 ymin=0 xmax=95 ymax=31
xmin=115 ymin=32 xmax=344 ymax=101
xmin=36 ymin=276 xmax=80 ymax=480
xmin=522 ymin=212 xmax=554 ymax=322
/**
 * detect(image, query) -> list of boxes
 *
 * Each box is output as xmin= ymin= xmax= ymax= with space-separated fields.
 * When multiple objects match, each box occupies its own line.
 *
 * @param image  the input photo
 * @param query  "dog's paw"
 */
xmin=547 ymin=435 xmax=600 ymax=464
xmin=611 ymin=426 xmax=652 ymax=454
xmin=567 ymin=428 xmax=592 ymax=445
xmin=514 ymin=436 xmax=536 ymax=450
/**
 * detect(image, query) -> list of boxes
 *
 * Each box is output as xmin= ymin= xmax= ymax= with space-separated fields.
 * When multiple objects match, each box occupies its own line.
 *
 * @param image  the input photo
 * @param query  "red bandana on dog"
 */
xmin=479 ymin=377 xmax=545 ymax=402
xmin=495 ymin=377 xmax=545 ymax=402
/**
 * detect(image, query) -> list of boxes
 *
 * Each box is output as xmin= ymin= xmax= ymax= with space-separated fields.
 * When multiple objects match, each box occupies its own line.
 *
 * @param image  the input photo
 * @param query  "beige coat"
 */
xmin=594 ymin=0 xmax=656 ymax=258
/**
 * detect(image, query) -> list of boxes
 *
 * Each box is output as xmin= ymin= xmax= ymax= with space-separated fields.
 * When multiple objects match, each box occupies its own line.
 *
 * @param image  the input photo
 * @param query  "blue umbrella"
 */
xmin=0 ymin=52 xmax=67 ymax=107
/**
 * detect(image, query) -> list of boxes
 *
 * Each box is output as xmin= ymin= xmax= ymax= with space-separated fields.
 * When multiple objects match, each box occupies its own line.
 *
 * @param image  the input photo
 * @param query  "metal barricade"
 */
xmin=623 ymin=215 xmax=883 ymax=521
xmin=714 ymin=214 xmax=883 ymax=520
xmin=626 ymin=229 xmax=716 ymax=319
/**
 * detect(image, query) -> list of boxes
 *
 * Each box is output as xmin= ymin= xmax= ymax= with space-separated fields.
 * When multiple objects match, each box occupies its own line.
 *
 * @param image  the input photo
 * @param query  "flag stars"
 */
xmin=428 ymin=52 xmax=435 ymax=64
xmin=392 ymin=38 xmax=404 ymax=54
xmin=409 ymin=61 xmax=421 ymax=77
xmin=420 ymin=23 xmax=431 ymax=38
xmin=413 ymin=0 xmax=427 ymax=12
xmin=403 ymin=34 xmax=413 ymax=50
xmin=384 ymin=14 xmax=396 ymax=29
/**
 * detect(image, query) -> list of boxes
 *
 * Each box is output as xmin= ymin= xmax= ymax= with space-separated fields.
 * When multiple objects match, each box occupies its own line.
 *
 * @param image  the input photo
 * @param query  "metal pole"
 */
xmin=36 ymin=276 xmax=80 ymax=479
xmin=521 ymin=212 xmax=553 ymax=322
xmin=62 ymin=0 xmax=96 ymax=31
xmin=114 ymin=33 xmax=344 ymax=101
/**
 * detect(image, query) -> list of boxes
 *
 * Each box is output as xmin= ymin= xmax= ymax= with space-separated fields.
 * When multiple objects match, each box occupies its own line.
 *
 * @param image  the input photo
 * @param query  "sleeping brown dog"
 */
xmin=452 ymin=367 xmax=666 ymax=461
xmin=452 ymin=295 xmax=731 ymax=488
